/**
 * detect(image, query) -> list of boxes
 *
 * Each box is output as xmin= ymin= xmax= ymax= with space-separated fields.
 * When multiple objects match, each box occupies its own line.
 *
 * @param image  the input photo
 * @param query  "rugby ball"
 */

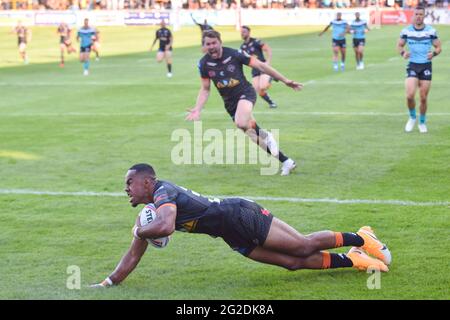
xmin=139 ymin=203 xmax=170 ymax=248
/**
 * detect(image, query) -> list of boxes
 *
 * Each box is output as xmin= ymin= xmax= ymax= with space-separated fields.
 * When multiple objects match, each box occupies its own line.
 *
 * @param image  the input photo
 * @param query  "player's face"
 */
xmin=337 ymin=13 xmax=342 ymax=20
xmin=125 ymin=170 xmax=153 ymax=207
xmin=84 ymin=19 xmax=89 ymax=27
xmin=414 ymin=9 xmax=425 ymax=26
xmin=241 ymin=28 xmax=250 ymax=40
xmin=355 ymin=12 xmax=360 ymax=20
xmin=204 ymin=36 xmax=222 ymax=59
xmin=161 ymin=21 xmax=166 ymax=28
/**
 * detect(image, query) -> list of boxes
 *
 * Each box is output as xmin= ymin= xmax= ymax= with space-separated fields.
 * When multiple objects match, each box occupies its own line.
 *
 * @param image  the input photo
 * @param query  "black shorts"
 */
xmin=80 ymin=45 xmax=91 ymax=53
xmin=353 ymin=38 xmax=365 ymax=47
xmin=332 ymin=39 xmax=346 ymax=48
xmin=221 ymin=199 xmax=274 ymax=256
xmin=223 ymin=87 xmax=257 ymax=121
xmin=158 ymin=45 xmax=172 ymax=52
xmin=18 ymin=38 xmax=26 ymax=46
xmin=406 ymin=62 xmax=432 ymax=81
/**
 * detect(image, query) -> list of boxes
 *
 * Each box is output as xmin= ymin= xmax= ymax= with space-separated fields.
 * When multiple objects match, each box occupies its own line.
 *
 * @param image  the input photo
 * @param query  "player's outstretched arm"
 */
xmin=250 ymin=58 xmax=303 ymax=91
xmin=186 ymin=78 xmax=211 ymax=121
xmin=190 ymin=13 xmax=197 ymax=24
xmin=318 ymin=24 xmax=330 ymax=36
xmin=90 ymin=217 xmax=149 ymax=288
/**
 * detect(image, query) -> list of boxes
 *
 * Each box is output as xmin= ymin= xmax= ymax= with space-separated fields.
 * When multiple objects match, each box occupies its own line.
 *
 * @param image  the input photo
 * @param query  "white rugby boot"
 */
xmin=418 ymin=123 xmax=428 ymax=133
xmin=280 ymin=158 xmax=297 ymax=176
xmin=404 ymin=118 xmax=416 ymax=132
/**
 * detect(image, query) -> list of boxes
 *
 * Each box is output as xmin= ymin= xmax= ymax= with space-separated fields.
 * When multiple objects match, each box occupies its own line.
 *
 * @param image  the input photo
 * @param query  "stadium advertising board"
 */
xmin=0 ymin=9 xmax=449 ymax=27
xmin=34 ymin=12 xmax=77 ymax=25
xmin=379 ymin=10 xmax=414 ymax=25
xmin=0 ymin=11 xmax=34 ymax=26
xmin=424 ymin=8 xmax=450 ymax=25
xmin=124 ymin=11 xmax=170 ymax=25
xmin=84 ymin=11 xmax=125 ymax=26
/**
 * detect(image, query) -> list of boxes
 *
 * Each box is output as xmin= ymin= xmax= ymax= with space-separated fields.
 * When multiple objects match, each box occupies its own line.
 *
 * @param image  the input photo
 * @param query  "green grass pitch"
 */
xmin=0 ymin=24 xmax=449 ymax=299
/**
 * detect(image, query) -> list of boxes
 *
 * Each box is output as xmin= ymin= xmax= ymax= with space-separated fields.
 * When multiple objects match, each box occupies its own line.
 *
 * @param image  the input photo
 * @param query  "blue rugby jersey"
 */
xmin=400 ymin=25 xmax=438 ymax=64
xmin=350 ymin=20 xmax=368 ymax=39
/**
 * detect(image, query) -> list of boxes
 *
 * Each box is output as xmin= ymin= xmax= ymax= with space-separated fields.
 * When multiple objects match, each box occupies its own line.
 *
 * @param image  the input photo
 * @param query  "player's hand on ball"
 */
xmin=186 ymin=108 xmax=201 ymax=121
xmin=284 ymin=80 xmax=303 ymax=91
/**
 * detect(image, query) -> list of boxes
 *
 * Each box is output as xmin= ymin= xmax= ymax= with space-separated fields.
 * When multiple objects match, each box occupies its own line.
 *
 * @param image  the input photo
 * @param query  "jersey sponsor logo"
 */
xmin=216 ymin=78 xmax=240 ymax=89
xmin=178 ymin=219 xmax=198 ymax=232
xmin=227 ymin=64 xmax=235 ymax=73
xmin=260 ymin=208 xmax=270 ymax=216
xmin=208 ymin=70 xmax=216 ymax=77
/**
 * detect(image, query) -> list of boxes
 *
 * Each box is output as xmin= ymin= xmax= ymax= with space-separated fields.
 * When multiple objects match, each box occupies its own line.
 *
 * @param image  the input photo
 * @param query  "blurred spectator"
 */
xmin=0 ymin=0 xmax=446 ymax=9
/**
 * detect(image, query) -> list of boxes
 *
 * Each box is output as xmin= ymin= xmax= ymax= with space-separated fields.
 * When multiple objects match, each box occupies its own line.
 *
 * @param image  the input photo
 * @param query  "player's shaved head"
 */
xmin=242 ymin=26 xmax=251 ymax=32
xmin=414 ymin=5 xmax=425 ymax=26
xmin=129 ymin=163 xmax=156 ymax=179
xmin=126 ymin=164 xmax=157 ymax=207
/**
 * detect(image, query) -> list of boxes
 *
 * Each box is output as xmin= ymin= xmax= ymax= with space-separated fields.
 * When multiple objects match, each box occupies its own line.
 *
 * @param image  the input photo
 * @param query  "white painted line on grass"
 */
xmin=0 ymin=82 xmax=197 ymax=86
xmin=0 ymin=189 xmax=448 ymax=207
xmin=2 ymin=111 xmax=450 ymax=117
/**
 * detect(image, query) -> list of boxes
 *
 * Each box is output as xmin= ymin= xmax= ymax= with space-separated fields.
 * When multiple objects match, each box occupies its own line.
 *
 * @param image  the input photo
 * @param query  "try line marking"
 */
xmin=0 ymin=189 xmax=448 ymax=207
xmin=2 ymin=112 xmax=450 ymax=117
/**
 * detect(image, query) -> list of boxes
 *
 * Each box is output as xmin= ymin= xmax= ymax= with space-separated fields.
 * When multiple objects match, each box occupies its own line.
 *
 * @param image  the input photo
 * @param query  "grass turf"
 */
xmin=0 ymin=25 xmax=449 ymax=299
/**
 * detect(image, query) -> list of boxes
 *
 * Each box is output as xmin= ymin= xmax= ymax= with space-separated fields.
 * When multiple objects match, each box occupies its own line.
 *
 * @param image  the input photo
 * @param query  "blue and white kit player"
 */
xmin=349 ymin=12 xmax=370 ymax=70
xmin=319 ymin=12 xmax=348 ymax=71
xmin=397 ymin=6 xmax=441 ymax=133
xmin=77 ymin=18 xmax=97 ymax=76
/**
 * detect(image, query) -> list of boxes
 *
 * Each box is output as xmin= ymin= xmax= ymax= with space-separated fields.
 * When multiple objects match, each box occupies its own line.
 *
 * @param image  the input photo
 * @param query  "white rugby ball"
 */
xmin=139 ymin=203 xmax=170 ymax=248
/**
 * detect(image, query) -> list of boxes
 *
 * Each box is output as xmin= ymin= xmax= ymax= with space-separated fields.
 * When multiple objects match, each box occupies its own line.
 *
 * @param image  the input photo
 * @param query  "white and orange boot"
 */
xmin=357 ymin=226 xmax=392 ymax=266
xmin=347 ymin=247 xmax=389 ymax=272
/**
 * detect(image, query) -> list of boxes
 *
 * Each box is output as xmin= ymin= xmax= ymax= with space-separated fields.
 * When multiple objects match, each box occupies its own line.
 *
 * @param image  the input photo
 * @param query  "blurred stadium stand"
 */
xmin=1 ymin=0 xmax=448 ymax=10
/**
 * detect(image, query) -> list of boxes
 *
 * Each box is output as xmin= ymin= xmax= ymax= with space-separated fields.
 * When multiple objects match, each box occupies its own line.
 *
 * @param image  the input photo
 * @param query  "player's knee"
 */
xmin=284 ymin=259 xmax=304 ymax=271
xmin=235 ymin=120 xmax=249 ymax=131
xmin=258 ymin=89 xmax=266 ymax=96
xmin=420 ymin=96 xmax=427 ymax=104
xmin=294 ymin=238 xmax=317 ymax=257
xmin=406 ymin=93 xmax=415 ymax=101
